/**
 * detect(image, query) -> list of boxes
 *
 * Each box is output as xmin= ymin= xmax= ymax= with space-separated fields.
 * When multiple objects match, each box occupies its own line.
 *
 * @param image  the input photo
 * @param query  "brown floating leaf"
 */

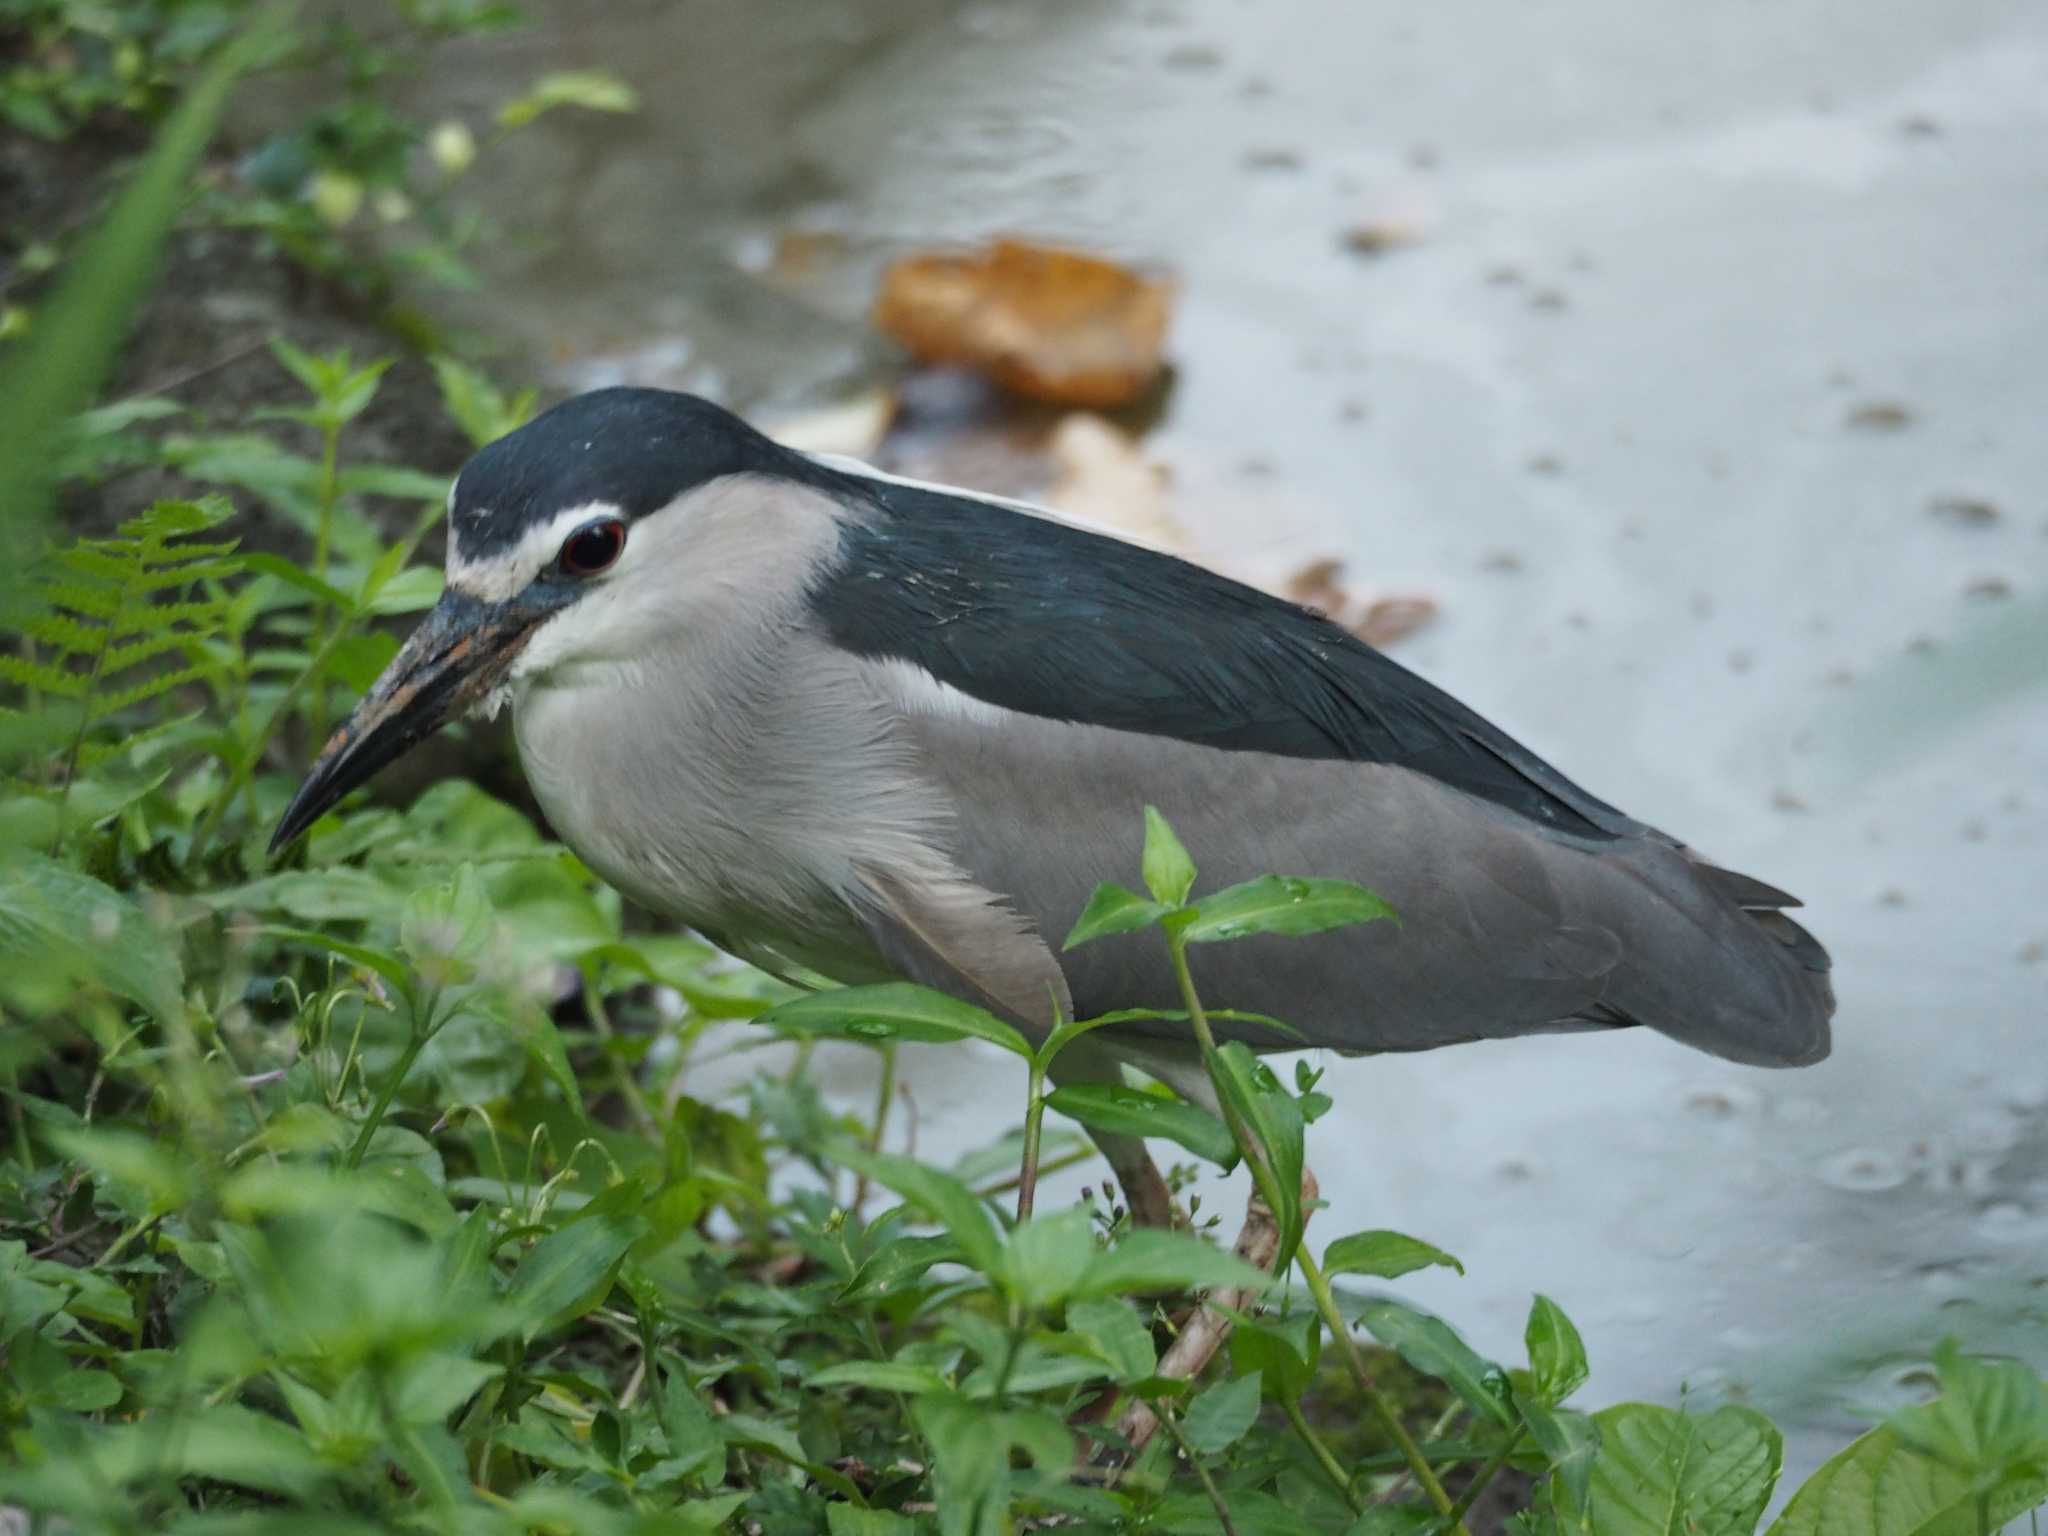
xmin=873 ymin=238 xmax=1174 ymax=408
xmin=1045 ymin=413 xmax=1195 ymax=555
xmin=1278 ymin=557 xmax=1437 ymax=648
xmin=1354 ymin=596 xmax=1438 ymax=648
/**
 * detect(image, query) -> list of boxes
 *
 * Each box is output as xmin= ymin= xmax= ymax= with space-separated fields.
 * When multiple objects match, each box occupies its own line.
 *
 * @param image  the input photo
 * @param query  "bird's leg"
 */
xmin=1114 ymin=1166 xmax=1319 ymax=1456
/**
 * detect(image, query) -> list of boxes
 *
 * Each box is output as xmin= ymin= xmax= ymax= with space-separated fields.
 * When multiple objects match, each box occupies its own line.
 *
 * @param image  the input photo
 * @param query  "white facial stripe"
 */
xmin=446 ymin=501 xmax=624 ymax=603
xmin=807 ymin=452 xmax=1180 ymax=554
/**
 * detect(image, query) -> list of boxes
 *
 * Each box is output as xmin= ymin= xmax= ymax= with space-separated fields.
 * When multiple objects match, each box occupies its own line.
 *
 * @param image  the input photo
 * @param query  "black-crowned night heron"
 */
xmin=274 ymin=386 xmax=1834 ymax=1229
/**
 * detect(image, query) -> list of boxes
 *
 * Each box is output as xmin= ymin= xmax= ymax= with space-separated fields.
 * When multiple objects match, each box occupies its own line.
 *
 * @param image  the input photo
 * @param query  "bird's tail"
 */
xmin=1601 ymin=850 xmax=1835 ymax=1067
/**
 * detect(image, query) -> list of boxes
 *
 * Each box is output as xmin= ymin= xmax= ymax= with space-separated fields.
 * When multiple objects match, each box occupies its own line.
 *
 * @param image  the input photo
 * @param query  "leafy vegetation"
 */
xmin=3 ymin=5 xmax=2046 ymax=1533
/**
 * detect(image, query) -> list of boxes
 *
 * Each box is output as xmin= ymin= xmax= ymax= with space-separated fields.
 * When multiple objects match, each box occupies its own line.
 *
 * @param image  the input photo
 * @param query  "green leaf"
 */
xmin=1355 ymin=1298 xmax=1514 ymax=1429
xmin=1141 ymin=805 xmax=1198 ymax=907
xmin=1182 ymin=875 xmax=1397 ymax=943
xmin=1525 ymin=1293 xmax=1590 ymax=1405
xmin=1181 ymin=1371 xmax=1262 ymax=1455
xmin=999 ymin=1205 xmax=1098 ymax=1310
xmin=0 ymin=17 xmax=271 ymax=620
xmin=1523 ymin=1400 xmax=1600 ymax=1516
xmin=828 ymin=1140 xmax=1004 ymax=1276
xmin=916 ymin=1393 xmax=1011 ymax=1536
xmin=760 ymin=982 xmax=1031 ymax=1058
xmin=1582 ymin=1402 xmax=1782 ymax=1536
xmin=498 ymin=69 xmax=640 ymax=128
xmin=1885 ymin=1340 xmax=2048 ymax=1484
xmin=1766 ymin=1420 xmax=2048 ymax=1536
xmin=0 ymin=857 xmax=184 ymax=1022
xmin=504 ymin=1187 xmax=648 ymax=1341
xmin=1062 ymin=883 xmax=1170 ymax=950
xmin=1207 ymin=1041 xmax=1305 ymax=1263
xmin=1072 ymin=1228 xmax=1275 ymax=1301
xmin=1046 ymin=1082 xmax=1238 ymax=1167
xmin=1227 ymin=1309 xmax=1321 ymax=1402
xmin=1065 ymin=1297 xmax=1157 ymax=1383
xmin=828 ymin=1506 xmax=919 ymax=1536
xmin=1323 ymin=1229 xmax=1464 ymax=1282
xmin=808 ymin=1360 xmax=954 ymax=1395
xmin=50 ymin=1126 xmax=195 ymax=1213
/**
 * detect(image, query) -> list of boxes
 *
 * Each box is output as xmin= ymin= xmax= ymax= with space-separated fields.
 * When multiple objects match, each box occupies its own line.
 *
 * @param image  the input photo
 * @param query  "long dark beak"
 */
xmin=269 ymin=589 xmax=537 ymax=854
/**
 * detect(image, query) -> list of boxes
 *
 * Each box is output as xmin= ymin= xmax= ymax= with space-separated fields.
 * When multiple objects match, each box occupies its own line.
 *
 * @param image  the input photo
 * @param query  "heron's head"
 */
xmin=270 ymin=387 xmax=793 ymax=853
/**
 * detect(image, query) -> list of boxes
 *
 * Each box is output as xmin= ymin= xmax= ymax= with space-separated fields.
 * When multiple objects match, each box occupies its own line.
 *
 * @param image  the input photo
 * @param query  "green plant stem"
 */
xmin=1280 ymin=1394 xmax=1367 ymax=1514
xmin=344 ymin=1027 xmax=430 ymax=1170
xmin=1016 ymin=1052 xmax=1048 ymax=1221
xmin=1441 ymin=1425 xmax=1524 ymax=1530
xmin=853 ymin=1038 xmax=898 ymax=1214
xmin=978 ymin=1142 xmax=1094 ymax=1198
xmin=308 ymin=421 xmax=340 ymax=743
xmin=189 ymin=616 xmax=358 ymax=861
xmin=583 ymin=977 xmax=656 ymax=1137
xmin=1297 ymin=1245 xmax=1465 ymax=1528
xmin=1167 ymin=927 xmax=1467 ymax=1534
xmin=1156 ymin=1408 xmax=1241 ymax=1536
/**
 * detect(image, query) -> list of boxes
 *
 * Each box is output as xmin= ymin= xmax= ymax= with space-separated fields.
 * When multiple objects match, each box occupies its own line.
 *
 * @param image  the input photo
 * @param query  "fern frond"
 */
xmin=43 ymin=583 xmax=124 ymax=620
xmin=0 ymin=655 xmax=88 ymax=697
xmin=101 ymin=632 xmax=210 ymax=674
xmin=21 ymin=612 xmax=107 ymax=655
xmin=99 ymin=664 xmax=210 ymax=714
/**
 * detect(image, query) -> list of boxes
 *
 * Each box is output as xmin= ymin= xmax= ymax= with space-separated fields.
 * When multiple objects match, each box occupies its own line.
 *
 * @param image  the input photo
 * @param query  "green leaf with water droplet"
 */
xmin=1525 ymin=1293 xmax=1589 ymax=1405
xmin=1182 ymin=875 xmax=1396 ymax=943
xmin=1045 ymin=1082 xmax=1238 ymax=1167
xmin=759 ymin=982 xmax=1031 ymax=1058
xmin=1062 ymin=882 xmax=1169 ymax=950
xmin=1354 ymin=1297 xmax=1514 ymax=1429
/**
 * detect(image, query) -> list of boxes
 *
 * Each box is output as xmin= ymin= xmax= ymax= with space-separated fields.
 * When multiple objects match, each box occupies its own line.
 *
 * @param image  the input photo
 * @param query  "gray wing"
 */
xmin=885 ymin=697 xmax=1831 ymax=1068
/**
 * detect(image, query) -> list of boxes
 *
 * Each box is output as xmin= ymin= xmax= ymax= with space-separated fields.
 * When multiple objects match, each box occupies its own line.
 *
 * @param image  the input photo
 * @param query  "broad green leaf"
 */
xmin=0 ymin=858 xmax=184 ymax=1022
xmin=1072 ymin=1228 xmax=1275 ymax=1301
xmin=1046 ymin=1082 xmax=1238 ymax=1167
xmin=1885 ymin=1340 xmax=2048 ymax=1483
xmin=1066 ymin=1297 xmax=1157 ymax=1383
xmin=1181 ymin=1371 xmax=1262 ymax=1455
xmin=1355 ymin=1298 xmax=1514 ymax=1428
xmin=1523 ymin=1400 xmax=1600 ymax=1516
xmin=50 ymin=1126 xmax=194 ymax=1213
xmin=808 ymin=1360 xmax=953 ymax=1395
xmin=1227 ymin=1309 xmax=1321 ymax=1402
xmin=505 ymin=1189 xmax=648 ymax=1341
xmin=1324 ymin=1229 xmax=1464 ymax=1282
xmin=999 ymin=1205 xmax=1098 ymax=1310
xmin=1141 ymin=805 xmax=1198 ymax=906
xmin=829 ymin=1140 xmax=1004 ymax=1276
xmin=761 ymin=982 xmax=1030 ymax=1058
xmin=840 ymin=1233 xmax=966 ymax=1303
xmin=828 ymin=1506 xmax=919 ymax=1536
xmin=1182 ymin=875 xmax=1396 ymax=943
xmin=1765 ymin=1420 xmax=2048 ymax=1536
xmin=915 ymin=1394 xmax=1008 ymax=1536
xmin=1582 ymin=1402 xmax=1781 ymax=1536
xmin=1062 ymin=883 xmax=1169 ymax=950
xmin=1207 ymin=1041 xmax=1305 ymax=1263
xmin=1526 ymin=1293 xmax=1590 ymax=1405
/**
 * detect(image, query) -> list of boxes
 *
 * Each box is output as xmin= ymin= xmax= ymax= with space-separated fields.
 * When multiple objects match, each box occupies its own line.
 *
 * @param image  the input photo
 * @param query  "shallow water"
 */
xmin=405 ymin=0 xmax=2048 ymax=1498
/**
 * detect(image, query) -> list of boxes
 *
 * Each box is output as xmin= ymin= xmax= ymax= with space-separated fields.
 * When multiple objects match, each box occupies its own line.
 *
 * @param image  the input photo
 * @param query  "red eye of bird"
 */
xmin=558 ymin=518 xmax=626 ymax=577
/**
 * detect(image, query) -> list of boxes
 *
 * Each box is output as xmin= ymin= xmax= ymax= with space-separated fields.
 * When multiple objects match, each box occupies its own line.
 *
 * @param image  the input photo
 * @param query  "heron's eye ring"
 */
xmin=558 ymin=518 xmax=626 ymax=577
